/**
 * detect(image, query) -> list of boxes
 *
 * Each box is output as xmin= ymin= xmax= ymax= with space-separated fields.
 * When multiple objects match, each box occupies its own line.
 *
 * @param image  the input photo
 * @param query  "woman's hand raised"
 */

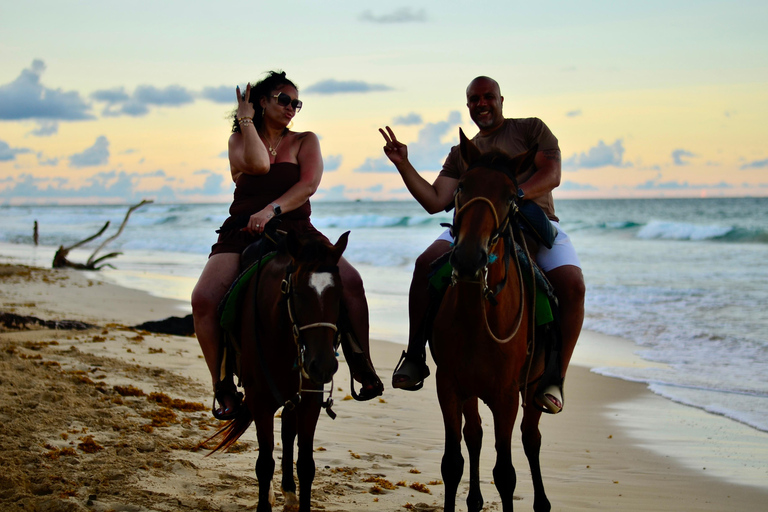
xmin=236 ymin=83 xmax=257 ymax=122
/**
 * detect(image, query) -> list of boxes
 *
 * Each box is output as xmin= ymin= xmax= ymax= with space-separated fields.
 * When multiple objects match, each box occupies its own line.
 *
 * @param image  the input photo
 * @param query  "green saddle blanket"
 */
xmin=427 ymin=246 xmax=555 ymax=326
xmin=219 ymin=251 xmax=277 ymax=338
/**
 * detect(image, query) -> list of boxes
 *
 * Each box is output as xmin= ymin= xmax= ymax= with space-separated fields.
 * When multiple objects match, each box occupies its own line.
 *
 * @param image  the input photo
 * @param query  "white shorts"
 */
xmin=436 ymin=220 xmax=581 ymax=272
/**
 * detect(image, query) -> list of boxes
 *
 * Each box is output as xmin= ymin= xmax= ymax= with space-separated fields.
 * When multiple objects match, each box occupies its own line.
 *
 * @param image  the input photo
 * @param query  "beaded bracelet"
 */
xmin=239 ymin=118 xmax=254 ymax=127
xmin=237 ymin=116 xmax=253 ymax=122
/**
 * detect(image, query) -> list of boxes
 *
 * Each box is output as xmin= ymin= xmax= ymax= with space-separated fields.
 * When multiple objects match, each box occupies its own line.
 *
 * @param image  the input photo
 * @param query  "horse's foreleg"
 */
xmin=521 ymin=402 xmax=551 ymax=512
xmin=254 ymin=411 xmax=276 ymax=512
xmin=280 ymin=407 xmax=299 ymax=509
xmin=463 ymin=397 xmax=484 ymax=512
xmin=491 ymin=392 xmax=519 ymax=511
xmin=296 ymin=398 xmax=322 ymax=512
xmin=437 ymin=378 xmax=464 ymax=512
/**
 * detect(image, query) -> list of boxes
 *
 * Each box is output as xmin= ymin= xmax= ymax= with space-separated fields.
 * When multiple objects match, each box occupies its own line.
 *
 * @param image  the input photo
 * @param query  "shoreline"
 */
xmin=1 ymin=254 xmax=767 ymax=509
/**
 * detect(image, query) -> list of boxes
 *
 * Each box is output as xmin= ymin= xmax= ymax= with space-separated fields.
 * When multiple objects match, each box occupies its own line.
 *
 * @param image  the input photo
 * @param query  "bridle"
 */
xmin=449 ymin=171 xmax=530 ymax=345
xmin=281 ymin=263 xmax=343 ymax=367
xmin=254 ymin=259 xmax=341 ymax=419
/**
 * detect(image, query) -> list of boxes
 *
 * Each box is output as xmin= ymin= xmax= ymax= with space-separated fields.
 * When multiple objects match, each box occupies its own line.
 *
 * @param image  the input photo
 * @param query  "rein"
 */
xmin=450 ymin=192 xmax=527 ymax=345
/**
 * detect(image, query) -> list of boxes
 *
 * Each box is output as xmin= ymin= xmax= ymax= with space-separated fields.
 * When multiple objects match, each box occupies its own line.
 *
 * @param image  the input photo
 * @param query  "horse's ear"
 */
xmin=333 ymin=231 xmax=350 ymax=260
xmin=286 ymin=230 xmax=301 ymax=258
xmin=511 ymin=143 xmax=538 ymax=177
xmin=459 ymin=128 xmax=482 ymax=167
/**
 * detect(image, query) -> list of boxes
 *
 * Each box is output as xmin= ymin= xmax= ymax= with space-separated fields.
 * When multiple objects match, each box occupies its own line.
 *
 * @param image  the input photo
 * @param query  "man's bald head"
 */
xmin=466 ymin=76 xmax=504 ymax=132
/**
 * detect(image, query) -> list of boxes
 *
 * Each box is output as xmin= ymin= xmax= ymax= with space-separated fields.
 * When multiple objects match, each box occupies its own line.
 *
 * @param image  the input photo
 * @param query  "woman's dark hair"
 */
xmin=231 ymin=70 xmax=298 ymax=133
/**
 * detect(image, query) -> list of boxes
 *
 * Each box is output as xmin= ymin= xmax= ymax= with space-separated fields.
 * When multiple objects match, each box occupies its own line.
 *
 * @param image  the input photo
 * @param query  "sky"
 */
xmin=1 ymin=0 xmax=767 ymax=204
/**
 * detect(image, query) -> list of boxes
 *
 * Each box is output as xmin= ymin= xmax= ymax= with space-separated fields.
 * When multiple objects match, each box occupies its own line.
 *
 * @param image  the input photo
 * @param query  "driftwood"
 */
xmin=52 ymin=200 xmax=152 ymax=270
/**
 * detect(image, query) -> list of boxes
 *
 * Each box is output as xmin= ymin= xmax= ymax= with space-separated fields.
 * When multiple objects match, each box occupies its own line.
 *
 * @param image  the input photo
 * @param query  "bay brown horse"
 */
xmin=431 ymin=131 xmax=551 ymax=511
xmin=209 ymin=230 xmax=350 ymax=512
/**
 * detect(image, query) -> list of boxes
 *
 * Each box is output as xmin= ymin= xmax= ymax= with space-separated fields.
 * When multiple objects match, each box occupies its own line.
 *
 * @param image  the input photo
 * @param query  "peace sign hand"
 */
xmin=236 ymin=83 xmax=256 ymax=121
xmin=379 ymin=126 xmax=408 ymax=166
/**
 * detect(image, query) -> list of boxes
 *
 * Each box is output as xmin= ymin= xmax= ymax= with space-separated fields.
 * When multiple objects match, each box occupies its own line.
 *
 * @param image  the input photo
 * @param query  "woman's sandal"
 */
xmin=346 ymin=352 xmax=384 ymax=401
xmin=212 ymin=381 xmax=244 ymax=420
xmin=392 ymin=351 xmax=431 ymax=391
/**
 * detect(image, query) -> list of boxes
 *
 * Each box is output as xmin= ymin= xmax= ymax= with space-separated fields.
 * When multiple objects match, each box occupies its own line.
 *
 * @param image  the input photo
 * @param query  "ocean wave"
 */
xmin=635 ymin=220 xmax=768 ymax=242
xmin=312 ymin=214 xmax=441 ymax=229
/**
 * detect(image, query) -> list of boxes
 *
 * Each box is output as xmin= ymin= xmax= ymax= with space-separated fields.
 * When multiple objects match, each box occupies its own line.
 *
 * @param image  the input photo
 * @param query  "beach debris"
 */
xmin=52 ymin=199 xmax=153 ymax=270
xmin=133 ymin=314 xmax=195 ymax=336
xmin=0 ymin=311 xmax=95 ymax=331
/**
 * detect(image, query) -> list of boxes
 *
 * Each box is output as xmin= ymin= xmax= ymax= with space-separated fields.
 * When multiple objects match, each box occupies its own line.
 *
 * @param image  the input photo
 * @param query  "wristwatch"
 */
xmin=270 ymin=202 xmax=282 ymax=216
xmin=517 ymin=188 xmax=525 ymax=200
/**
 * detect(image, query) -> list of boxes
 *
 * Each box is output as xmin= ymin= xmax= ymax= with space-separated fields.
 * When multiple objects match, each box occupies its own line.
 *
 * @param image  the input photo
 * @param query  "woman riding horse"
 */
xmin=191 ymin=70 xmax=382 ymax=420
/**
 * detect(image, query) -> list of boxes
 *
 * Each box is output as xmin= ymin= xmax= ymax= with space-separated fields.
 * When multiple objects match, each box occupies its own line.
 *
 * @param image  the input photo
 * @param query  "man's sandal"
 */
xmin=534 ymin=383 xmax=564 ymax=415
xmin=212 ymin=381 xmax=244 ymax=420
xmin=392 ymin=351 xmax=431 ymax=391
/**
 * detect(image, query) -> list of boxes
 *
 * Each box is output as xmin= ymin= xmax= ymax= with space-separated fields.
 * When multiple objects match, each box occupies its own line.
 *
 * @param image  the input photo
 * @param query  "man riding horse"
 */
xmin=379 ymin=76 xmax=585 ymax=414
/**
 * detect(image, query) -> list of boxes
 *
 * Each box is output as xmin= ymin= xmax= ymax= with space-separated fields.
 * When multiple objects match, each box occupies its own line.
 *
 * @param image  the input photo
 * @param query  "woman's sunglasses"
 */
xmin=273 ymin=92 xmax=302 ymax=112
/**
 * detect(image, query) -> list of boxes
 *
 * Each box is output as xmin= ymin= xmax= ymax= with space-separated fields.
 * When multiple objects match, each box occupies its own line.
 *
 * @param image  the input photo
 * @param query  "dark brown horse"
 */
xmin=431 ymin=131 xmax=551 ymax=511
xmin=209 ymin=230 xmax=350 ymax=512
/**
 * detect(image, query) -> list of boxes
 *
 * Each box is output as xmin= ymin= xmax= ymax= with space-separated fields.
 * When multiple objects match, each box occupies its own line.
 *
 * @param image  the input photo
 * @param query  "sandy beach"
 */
xmin=2 ymin=262 xmax=767 ymax=511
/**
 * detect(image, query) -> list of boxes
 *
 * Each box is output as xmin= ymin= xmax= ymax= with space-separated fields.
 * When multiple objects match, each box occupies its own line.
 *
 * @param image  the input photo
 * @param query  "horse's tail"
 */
xmin=202 ymin=404 xmax=253 ymax=456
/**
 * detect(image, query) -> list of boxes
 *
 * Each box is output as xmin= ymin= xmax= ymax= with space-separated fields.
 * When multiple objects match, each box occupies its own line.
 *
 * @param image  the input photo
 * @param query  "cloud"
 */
xmin=303 ymin=79 xmax=393 ymax=95
xmin=0 ymin=169 xmax=210 ymax=202
xmin=36 ymin=154 xmax=59 ymax=166
xmin=316 ymin=184 xmax=348 ymax=201
xmin=635 ymin=179 xmax=732 ymax=191
xmin=324 ymin=154 xmax=343 ymax=171
xmin=200 ymin=85 xmax=233 ymax=103
xmin=92 ymin=84 xmax=195 ymax=117
xmin=558 ymin=180 xmax=598 ymax=191
xmin=563 ymin=139 xmax=627 ymax=170
xmin=28 ymin=120 xmax=59 ymax=137
xmin=0 ymin=140 xmax=33 ymax=161
xmin=355 ymin=110 xmax=462 ymax=173
xmin=393 ymin=112 xmax=423 ymax=126
xmin=0 ymin=60 xmax=93 ymax=121
xmin=359 ymin=8 xmax=427 ymax=23
xmin=69 ymin=136 xmax=110 ymax=168
xmin=565 ymin=109 xmax=582 ymax=117
xmin=178 ymin=170 xmax=229 ymax=196
xmin=740 ymin=158 xmax=768 ymax=170
xmin=671 ymin=149 xmax=696 ymax=166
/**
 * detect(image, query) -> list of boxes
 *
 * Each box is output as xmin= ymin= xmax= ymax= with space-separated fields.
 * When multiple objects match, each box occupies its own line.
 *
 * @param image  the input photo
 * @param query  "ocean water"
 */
xmin=2 ymin=198 xmax=767 ymax=433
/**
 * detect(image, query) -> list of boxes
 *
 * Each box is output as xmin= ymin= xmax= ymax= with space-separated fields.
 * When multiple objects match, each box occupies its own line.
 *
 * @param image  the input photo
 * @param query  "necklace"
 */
xmin=261 ymin=131 xmax=285 ymax=156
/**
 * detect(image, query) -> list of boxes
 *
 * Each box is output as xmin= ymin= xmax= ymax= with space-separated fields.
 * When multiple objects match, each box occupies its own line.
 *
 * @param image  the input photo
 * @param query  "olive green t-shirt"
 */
xmin=440 ymin=118 xmax=559 ymax=220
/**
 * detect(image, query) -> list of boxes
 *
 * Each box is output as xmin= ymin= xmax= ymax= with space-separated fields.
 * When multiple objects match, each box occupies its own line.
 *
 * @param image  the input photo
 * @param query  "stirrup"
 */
xmin=534 ymin=382 xmax=564 ymax=415
xmin=392 ymin=351 xmax=430 ymax=391
xmin=212 ymin=381 xmax=244 ymax=420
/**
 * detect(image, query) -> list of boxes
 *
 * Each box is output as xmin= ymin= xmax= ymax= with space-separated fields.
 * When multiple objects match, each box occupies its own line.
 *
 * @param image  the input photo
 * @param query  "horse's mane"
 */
xmin=467 ymin=150 xmax=522 ymax=187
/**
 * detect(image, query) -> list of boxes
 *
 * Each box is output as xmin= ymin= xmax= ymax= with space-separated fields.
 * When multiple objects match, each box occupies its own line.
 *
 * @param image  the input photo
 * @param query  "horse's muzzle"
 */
xmin=450 ymin=244 xmax=488 ymax=280
xmin=304 ymin=357 xmax=338 ymax=385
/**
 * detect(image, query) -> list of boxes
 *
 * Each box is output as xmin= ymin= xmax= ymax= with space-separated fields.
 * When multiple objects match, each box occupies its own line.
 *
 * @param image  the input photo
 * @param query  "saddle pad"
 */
xmin=428 ymin=249 xmax=555 ymax=327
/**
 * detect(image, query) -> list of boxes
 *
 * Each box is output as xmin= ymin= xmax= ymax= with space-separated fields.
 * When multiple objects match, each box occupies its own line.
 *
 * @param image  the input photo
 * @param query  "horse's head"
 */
xmin=282 ymin=230 xmax=349 ymax=385
xmin=450 ymin=129 xmax=537 ymax=280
